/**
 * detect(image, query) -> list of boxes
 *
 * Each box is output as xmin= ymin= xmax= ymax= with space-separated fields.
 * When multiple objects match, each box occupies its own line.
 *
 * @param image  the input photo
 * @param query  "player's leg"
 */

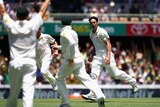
xmin=6 ymin=66 xmax=22 ymax=107
xmin=55 ymin=59 xmax=72 ymax=106
xmin=106 ymin=54 xmax=138 ymax=93
xmin=82 ymin=58 xmax=103 ymax=100
xmin=74 ymin=62 xmax=105 ymax=101
xmin=40 ymin=58 xmax=57 ymax=90
xmin=22 ymin=63 xmax=37 ymax=107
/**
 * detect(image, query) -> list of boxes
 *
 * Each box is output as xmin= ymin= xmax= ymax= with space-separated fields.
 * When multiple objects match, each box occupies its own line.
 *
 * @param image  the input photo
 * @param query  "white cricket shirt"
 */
xmin=60 ymin=26 xmax=82 ymax=59
xmin=90 ymin=26 xmax=110 ymax=55
xmin=36 ymin=33 xmax=55 ymax=61
xmin=3 ymin=14 xmax=43 ymax=60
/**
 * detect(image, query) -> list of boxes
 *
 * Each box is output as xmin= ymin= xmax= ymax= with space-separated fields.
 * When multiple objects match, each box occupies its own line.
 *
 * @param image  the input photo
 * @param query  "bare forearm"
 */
xmin=0 ymin=1 xmax=7 ymax=16
xmin=107 ymin=42 xmax=111 ymax=58
xmin=106 ymin=39 xmax=111 ymax=58
xmin=51 ymin=41 xmax=61 ymax=51
xmin=52 ymin=41 xmax=58 ymax=53
xmin=104 ymin=39 xmax=111 ymax=64
xmin=39 ymin=0 xmax=51 ymax=17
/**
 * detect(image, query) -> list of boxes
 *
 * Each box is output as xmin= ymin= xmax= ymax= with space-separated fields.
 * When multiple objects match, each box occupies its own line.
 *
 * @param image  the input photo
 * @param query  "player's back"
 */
xmin=60 ymin=26 xmax=82 ymax=59
xmin=3 ymin=14 xmax=43 ymax=60
xmin=8 ymin=20 xmax=37 ymax=60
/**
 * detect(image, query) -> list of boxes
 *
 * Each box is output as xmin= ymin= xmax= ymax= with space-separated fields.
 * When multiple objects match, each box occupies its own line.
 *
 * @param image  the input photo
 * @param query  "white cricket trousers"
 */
xmin=90 ymin=52 xmax=136 ymax=84
xmin=36 ymin=55 xmax=55 ymax=85
xmin=56 ymin=58 xmax=105 ymax=104
xmin=6 ymin=58 xmax=37 ymax=107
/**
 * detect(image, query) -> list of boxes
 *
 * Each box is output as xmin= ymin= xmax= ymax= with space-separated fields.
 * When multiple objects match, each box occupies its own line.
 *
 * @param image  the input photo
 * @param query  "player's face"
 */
xmin=90 ymin=19 xmax=98 ymax=29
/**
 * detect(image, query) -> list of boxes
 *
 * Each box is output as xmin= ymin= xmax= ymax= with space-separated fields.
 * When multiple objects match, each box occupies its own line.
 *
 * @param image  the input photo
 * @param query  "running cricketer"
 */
xmin=82 ymin=16 xmax=138 ymax=101
xmin=36 ymin=27 xmax=58 ymax=90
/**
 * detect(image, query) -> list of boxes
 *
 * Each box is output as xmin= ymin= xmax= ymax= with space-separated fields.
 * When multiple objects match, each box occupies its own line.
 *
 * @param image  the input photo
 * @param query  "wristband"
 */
xmin=55 ymin=45 xmax=61 ymax=49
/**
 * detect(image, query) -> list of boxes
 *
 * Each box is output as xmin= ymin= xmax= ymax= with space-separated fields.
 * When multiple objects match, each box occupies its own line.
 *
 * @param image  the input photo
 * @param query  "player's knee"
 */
xmin=108 ymin=67 xmax=121 ymax=77
xmin=111 ymin=71 xmax=125 ymax=79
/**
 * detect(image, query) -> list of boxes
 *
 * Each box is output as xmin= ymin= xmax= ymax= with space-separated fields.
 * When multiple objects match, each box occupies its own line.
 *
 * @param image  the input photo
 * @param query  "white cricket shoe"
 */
xmin=82 ymin=92 xmax=96 ymax=101
xmin=130 ymin=79 xmax=138 ymax=93
xmin=132 ymin=83 xmax=138 ymax=93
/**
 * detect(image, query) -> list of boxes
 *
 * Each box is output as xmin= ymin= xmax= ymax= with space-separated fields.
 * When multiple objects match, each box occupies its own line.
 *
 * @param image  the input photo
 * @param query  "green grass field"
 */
xmin=0 ymin=98 xmax=160 ymax=107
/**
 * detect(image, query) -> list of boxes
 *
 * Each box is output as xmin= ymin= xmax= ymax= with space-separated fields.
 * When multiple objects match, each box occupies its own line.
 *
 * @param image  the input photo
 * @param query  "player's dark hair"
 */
xmin=61 ymin=17 xmax=72 ymax=25
xmin=33 ymin=4 xmax=40 ymax=13
xmin=89 ymin=16 xmax=98 ymax=23
xmin=16 ymin=6 xmax=29 ymax=20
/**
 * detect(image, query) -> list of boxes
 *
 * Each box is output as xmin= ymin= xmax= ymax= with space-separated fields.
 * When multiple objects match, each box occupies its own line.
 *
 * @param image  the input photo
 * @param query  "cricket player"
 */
xmin=53 ymin=18 xmax=105 ymax=107
xmin=0 ymin=0 xmax=51 ymax=107
xmin=82 ymin=16 xmax=138 ymax=100
xmin=36 ymin=27 xmax=58 ymax=90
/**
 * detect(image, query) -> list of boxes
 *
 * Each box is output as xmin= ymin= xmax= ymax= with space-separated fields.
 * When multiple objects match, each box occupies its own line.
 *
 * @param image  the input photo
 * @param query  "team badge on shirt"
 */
xmin=60 ymin=31 xmax=66 ymax=37
xmin=4 ymin=19 xmax=8 ymax=23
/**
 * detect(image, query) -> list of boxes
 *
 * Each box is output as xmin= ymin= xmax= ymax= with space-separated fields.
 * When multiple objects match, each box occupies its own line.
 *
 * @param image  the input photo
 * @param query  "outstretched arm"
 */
xmin=38 ymin=0 xmax=51 ymax=18
xmin=0 ymin=0 xmax=7 ymax=16
xmin=52 ymin=41 xmax=59 ymax=57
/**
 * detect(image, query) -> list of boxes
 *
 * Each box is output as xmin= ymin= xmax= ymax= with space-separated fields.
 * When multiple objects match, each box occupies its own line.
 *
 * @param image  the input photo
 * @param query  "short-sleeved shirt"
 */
xmin=36 ymin=33 xmax=55 ymax=61
xmin=60 ymin=26 xmax=82 ymax=59
xmin=3 ymin=14 xmax=43 ymax=60
xmin=90 ymin=26 xmax=109 ymax=55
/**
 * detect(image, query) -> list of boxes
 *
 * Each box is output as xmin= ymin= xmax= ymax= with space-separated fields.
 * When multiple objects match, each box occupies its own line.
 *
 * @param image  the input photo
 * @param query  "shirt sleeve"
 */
xmin=100 ymin=29 xmax=110 ymax=41
xmin=3 ymin=14 xmax=14 ymax=30
xmin=46 ymin=34 xmax=55 ymax=44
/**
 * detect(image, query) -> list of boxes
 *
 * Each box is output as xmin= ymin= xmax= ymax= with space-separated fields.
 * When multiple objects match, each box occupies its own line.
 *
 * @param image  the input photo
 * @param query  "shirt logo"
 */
xmin=60 ymin=31 xmax=66 ymax=37
xmin=4 ymin=19 xmax=8 ymax=23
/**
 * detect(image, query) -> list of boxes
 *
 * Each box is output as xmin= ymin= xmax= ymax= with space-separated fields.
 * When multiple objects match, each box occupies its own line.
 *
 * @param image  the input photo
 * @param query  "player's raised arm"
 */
xmin=38 ymin=0 xmax=51 ymax=17
xmin=0 ymin=0 xmax=7 ymax=16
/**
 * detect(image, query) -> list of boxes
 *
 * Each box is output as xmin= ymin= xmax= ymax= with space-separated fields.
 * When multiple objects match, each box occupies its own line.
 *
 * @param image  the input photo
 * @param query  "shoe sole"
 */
xmin=82 ymin=95 xmax=90 ymax=100
xmin=132 ymin=89 xmax=138 ymax=94
xmin=82 ymin=95 xmax=96 ymax=101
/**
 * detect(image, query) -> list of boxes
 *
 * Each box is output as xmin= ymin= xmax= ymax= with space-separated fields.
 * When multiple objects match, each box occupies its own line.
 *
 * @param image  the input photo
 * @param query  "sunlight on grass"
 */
xmin=0 ymin=98 xmax=160 ymax=107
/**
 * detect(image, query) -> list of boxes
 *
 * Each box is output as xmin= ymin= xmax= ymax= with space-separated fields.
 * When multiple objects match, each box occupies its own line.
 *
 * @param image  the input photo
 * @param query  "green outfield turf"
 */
xmin=0 ymin=98 xmax=160 ymax=107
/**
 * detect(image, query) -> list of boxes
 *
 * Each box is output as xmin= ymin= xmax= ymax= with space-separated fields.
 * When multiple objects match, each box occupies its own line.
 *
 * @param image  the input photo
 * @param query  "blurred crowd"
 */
xmin=1 ymin=0 xmax=160 ymax=21
xmin=1 ymin=38 xmax=160 ymax=85
xmin=50 ymin=0 xmax=160 ymax=14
